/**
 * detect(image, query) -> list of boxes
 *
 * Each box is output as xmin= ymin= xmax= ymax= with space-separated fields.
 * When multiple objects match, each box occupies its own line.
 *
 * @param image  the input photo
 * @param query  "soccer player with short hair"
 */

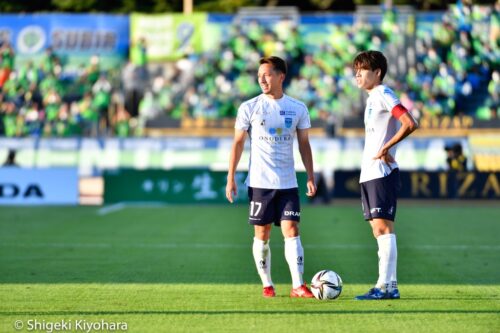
xmin=353 ymin=50 xmax=418 ymax=300
xmin=226 ymin=56 xmax=317 ymax=298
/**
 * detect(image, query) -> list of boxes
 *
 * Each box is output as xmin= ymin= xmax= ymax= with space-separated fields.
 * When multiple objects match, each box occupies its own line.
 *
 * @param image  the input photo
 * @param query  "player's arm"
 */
xmin=297 ymin=128 xmax=317 ymax=197
xmin=226 ymin=129 xmax=247 ymax=203
xmin=374 ymin=106 xmax=418 ymax=162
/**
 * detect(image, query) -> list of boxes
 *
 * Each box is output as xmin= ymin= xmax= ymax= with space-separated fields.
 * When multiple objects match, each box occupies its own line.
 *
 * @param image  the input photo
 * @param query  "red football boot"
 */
xmin=290 ymin=284 xmax=314 ymax=298
xmin=263 ymin=286 xmax=276 ymax=298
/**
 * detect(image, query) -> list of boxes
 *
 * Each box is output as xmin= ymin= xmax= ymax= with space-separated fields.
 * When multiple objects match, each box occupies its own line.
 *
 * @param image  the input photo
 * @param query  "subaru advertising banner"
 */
xmin=0 ymin=14 xmax=129 ymax=70
xmin=0 ymin=168 xmax=79 ymax=205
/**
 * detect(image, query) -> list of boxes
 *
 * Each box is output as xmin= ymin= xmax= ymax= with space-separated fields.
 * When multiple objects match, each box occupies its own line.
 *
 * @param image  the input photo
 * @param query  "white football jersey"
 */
xmin=360 ymin=85 xmax=407 ymax=183
xmin=235 ymin=94 xmax=311 ymax=189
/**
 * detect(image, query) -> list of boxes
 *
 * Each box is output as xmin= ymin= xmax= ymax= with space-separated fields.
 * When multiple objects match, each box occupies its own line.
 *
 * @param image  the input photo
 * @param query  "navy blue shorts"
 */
xmin=247 ymin=187 xmax=301 ymax=226
xmin=360 ymin=169 xmax=401 ymax=222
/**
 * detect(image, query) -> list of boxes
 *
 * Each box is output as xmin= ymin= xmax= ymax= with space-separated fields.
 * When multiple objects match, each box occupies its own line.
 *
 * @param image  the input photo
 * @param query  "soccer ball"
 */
xmin=311 ymin=270 xmax=343 ymax=300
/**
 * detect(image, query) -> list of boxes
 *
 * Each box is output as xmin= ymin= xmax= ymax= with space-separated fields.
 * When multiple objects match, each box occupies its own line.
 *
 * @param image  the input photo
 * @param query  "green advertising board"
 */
xmin=130 ymin=13 xmax=207 ymax=61
xmin=104 ymin=169 xmax=310 ymax=204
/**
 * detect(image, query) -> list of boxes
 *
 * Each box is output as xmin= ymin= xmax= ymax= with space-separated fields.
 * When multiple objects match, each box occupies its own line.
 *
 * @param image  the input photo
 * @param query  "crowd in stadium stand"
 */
xmin=411 ymin=1 xmax=499 ymax=121
xmin=0 ymin=45 xmax=122 ymax=137
xmin=0 ymin=2 xmax=499 ymax=138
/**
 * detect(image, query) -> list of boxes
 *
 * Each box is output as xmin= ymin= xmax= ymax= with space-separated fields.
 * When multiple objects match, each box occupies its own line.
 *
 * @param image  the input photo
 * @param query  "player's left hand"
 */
xmin=226 ymin=181 xmax=237 ymax=203
xmin=373 ymin=149 xmax=395 ymax=165
xmin=306 ymin=180 xmax=317 ymax=197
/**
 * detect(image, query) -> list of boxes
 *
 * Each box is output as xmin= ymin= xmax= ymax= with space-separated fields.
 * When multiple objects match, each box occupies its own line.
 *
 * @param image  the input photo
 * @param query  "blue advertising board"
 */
xmin=0 ymin=13 xmax=129 ymax=69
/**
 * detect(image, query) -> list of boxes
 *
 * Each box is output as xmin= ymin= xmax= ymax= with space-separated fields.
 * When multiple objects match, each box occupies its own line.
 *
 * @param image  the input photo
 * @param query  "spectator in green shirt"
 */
xmin=113 ymin=104 xmax=131 ymax=137
xmin=92 ymin=73 xmax=112 ymax=135
xmin=130 ymin=38 xmax=147 ymax=68
xmin=0 ymin=42 xmax=14 ymax=88
xmin=41 ymin=47 xmax=60 ymax=76
xmin=2 ymin=101 xmax=20 ymax=137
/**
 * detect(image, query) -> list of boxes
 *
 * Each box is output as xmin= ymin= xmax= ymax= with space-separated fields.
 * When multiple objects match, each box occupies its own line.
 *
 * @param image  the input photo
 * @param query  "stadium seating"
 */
xmin=0 ymin=3 xmax=498 ymax=137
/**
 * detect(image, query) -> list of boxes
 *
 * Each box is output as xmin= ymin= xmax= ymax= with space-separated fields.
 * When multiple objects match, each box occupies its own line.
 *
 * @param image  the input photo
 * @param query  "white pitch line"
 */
xmin=97 ymin=202 xmax=173 ymax=216
xmin=97 ymin=203 xmax=126 ymax=216
xmin=1 ymin=243 xmax=499 ymax=251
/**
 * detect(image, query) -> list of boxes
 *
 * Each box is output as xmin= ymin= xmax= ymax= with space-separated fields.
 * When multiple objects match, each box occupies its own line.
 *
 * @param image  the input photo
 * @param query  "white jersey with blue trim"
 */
xmin=235 ymin=93 xmax=311 ymax=189
xmin=360 ymin=84 xmax=401 ymax=183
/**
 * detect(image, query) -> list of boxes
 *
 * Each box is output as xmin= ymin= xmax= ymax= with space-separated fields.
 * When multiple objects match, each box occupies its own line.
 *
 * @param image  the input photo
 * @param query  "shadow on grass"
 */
xmin=1 ymin=204 xmax=499 ymax=285
xmin=1 ymin=310 xmax=498 ymax=316
xmin=1 ymin=242 xmax=499 ymax=284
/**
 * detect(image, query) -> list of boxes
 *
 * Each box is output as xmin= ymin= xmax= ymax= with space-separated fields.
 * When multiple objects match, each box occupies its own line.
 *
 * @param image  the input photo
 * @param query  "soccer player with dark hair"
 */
xmin=226 ymin=56 xmax=317 ymax=298
xmin=353 ymin=50 xmax=418 ymax=300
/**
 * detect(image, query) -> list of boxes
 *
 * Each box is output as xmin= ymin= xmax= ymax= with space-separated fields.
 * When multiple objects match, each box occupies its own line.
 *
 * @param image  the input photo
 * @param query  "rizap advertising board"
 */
xmin=333 ymin=170 xmax=500 ymax=200
xmin=0 ymin=168 xmax=78 ymax=205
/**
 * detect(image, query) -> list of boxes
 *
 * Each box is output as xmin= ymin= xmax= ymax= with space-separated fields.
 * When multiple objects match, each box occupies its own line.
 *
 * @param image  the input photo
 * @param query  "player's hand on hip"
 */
xmin=306 ymin=180 xmax=317 ymax=197
xmin=373 ymin=149 xmax=394 ymax=163
xmin=374 ymin=150 xmax=395 ymax=171
xmin=381 ymin=153 xmax=395 ymax=167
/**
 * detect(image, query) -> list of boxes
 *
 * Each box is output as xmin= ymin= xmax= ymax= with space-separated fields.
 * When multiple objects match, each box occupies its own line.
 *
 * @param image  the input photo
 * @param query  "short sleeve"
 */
xmin=235 ymin=103 xmax=250 ymax=130
xmin=297 ymin=105 xmax=311 ymax=129
xmin=380 ymin=86 xmax=401 ymax=111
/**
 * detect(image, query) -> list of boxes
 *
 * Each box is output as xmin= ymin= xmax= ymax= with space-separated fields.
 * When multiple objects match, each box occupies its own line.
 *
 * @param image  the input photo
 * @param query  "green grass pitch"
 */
xmin=0 ymin=203 xmax=499 ymax=332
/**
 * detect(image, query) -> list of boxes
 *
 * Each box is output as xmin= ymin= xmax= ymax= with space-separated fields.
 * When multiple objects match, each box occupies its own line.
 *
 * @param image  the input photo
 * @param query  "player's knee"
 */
xmin=372 ymin=226 xmax=391 ymax=238
xmin=255 ymin=225 xmax=272 ymax=240
xmin=370 ymin=218 xmax=394 ymax=238
xmin=255 ymin=233 xmax=270 ymax=241
xmin=283 ymin=229 xmax=299 ymax=238
xmin=281 ymin=222 xmax=299 ymax=238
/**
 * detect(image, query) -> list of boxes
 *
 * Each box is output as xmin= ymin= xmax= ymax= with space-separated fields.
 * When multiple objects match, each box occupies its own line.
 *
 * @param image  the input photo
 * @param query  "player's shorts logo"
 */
xmin=284 ymin=210 xmax=300 ymax=217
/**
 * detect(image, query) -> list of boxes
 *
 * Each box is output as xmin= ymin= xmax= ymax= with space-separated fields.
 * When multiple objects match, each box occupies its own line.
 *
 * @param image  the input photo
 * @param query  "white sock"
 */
xmin=284 ymin=236 xmax=304 ymax=288
xmin=388 ymin=234 xmax=398 ymax=291
xmin=375 ymin=233 xmax=397 ymax=291
xmin=252 ymin=237 xmax=273 ymax=287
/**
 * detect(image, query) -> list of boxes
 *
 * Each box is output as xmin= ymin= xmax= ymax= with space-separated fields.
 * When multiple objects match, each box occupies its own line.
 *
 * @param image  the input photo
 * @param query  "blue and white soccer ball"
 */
xmin=311 ymin=270 xmax=343 ymax=300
